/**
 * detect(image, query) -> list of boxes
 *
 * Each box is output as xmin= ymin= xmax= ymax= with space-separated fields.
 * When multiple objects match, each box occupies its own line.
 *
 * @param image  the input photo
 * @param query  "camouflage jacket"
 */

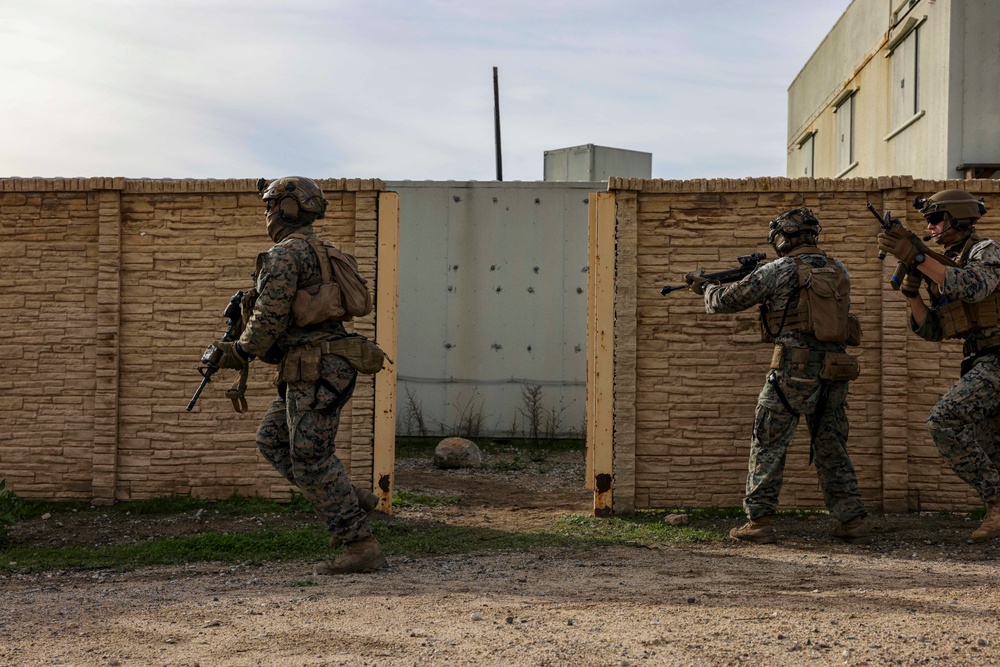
xmin=912 ymin=236 xmax=1000 ymax=343
xmin=703 ymin=248 xmax=848 ymax=353
xmin=238 ymin=225 xmax=348 ymax=359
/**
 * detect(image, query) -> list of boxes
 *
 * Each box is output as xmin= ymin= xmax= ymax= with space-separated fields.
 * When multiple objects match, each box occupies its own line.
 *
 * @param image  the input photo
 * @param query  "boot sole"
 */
xmin=316 ymin=554 xmax=388 ymax=575
xmin=729 ymin=530 xmax=777 ymax=545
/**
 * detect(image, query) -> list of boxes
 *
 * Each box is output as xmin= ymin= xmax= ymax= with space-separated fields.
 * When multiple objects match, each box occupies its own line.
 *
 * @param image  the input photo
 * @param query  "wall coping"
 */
xmin=607 ymin=176 xmax=1000 ymax=194
xmin=0 ymin=177 xmax=386 ymax=193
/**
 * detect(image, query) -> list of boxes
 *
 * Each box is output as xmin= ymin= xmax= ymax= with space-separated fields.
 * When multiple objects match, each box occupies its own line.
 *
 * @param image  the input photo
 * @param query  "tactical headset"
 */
xmin=768 ymin=208 xmax=821 ymax=255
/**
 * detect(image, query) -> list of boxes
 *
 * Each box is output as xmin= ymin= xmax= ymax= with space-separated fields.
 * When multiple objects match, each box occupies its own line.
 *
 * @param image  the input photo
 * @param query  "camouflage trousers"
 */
xmin=744 ymin=363 xmax=867 ymax=522
xmin=256 ymin=353 xmax=370 ymax=545
xmin=926 ymin=353 xmax=1000 ymax=502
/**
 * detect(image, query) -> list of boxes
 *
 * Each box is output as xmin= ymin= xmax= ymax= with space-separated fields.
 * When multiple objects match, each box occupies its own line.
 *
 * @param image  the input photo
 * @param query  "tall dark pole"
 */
xmin=493 ymin=66 xmax=503 ymax=181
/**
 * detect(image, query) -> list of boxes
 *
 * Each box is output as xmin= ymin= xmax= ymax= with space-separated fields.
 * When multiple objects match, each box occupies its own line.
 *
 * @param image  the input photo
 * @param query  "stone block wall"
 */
xmin=608 ymin=176 xmax=1000 ymax=513
xmin=0 ymin=177 xmax=385 ymax=504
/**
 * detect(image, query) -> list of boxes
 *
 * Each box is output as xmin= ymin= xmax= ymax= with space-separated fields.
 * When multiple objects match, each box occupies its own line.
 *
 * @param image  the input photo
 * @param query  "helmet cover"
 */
xmin=257 ymin=176 xmax=328 ymax=222
xmin=768 ymin=208 xmax=821 ymax=251
xmin=913 ymin=189 xmax=985 ymax=225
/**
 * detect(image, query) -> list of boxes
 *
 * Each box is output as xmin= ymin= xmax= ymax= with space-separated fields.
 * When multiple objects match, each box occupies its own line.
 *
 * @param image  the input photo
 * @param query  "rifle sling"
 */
xmin=768 ymin=371 xmax=833 ymax=468
xmin=225 ymin=366 xmax=249 ymax=414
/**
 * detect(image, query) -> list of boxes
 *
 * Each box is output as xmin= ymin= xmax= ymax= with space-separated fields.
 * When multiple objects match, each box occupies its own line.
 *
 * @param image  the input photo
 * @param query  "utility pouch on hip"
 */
xmin=819 ymin=352 xmax=860 ymax=382
xmin=770 ymin=345 xmax=810 ymax=372
xmin=279 ymin=345 xmax=322 ymax=383
xmin=846 ymin=313 xmax=862 ymax=346
xmin=320 ymin=335 xmax=392 ymax=375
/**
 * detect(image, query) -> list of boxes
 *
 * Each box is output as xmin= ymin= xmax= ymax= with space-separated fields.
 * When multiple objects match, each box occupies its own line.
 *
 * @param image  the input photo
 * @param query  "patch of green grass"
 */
xmin=19 ymin=492 xmax=314 ymax=521
xmin=1 ymin=528 xmax=328 ymax=574
xmin=392 ymin=489 xmax=462 ymax=509
xmin=558 ymin=511 xmax=728 ymax=544
xmin=491 ymin=456 xmax=526 ymax=472
xmin=5 ymin=498 xmax=895 ymax=575
xmin=0 ymin=506 xmax=742 ymax=575
xmin=0 ymin=480 xmax=23 ymax=546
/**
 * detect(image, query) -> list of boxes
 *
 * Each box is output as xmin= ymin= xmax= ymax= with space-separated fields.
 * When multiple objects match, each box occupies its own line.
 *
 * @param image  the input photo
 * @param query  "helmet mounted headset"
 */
xmin=768 ymin=208 xmax=821 ymax=255
xmin=912 ymin=189 xmax=986 ymax=240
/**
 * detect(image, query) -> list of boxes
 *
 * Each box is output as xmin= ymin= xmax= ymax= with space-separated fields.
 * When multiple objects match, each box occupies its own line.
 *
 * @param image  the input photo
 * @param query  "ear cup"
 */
xmin=775 ymin=233 xmax=791 ymax=254
xmin=278 ymin=197 xmax=300 ymax=222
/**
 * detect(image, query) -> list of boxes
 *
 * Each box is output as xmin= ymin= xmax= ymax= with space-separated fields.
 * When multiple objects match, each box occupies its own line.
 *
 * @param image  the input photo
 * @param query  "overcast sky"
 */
xmin=3 ymin=0 xmax=852 ymax=182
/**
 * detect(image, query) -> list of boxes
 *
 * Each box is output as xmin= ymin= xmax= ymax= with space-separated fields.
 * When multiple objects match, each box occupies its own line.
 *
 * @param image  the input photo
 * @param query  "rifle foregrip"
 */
xmin=889 ymin=261 xmax=908 ymax=290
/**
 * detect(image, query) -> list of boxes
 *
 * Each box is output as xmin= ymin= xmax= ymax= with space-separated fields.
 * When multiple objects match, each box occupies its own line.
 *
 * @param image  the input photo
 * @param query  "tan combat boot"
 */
xmin=317 ymin=536 xmax=387 ymax=575
xmin=353 ymin=485 xmax=380 ymax=516
xmin=832 ymin=516 xmax=872 ymax=545
xmin=971 ymin=501 xmax=1000 ymax=543
xmin=729 ymin=516 xmax=777 ymax=544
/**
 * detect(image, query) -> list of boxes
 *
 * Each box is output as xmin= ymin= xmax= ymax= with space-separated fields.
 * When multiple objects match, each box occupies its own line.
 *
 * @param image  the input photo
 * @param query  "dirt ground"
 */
xmin=3 ymin=450 xmax=1000 ymax=667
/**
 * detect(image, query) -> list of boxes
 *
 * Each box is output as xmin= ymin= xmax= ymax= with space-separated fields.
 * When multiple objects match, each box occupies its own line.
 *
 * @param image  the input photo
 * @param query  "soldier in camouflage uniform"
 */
xmin=687 ymin=209 xmax=870 ymax=544
xmin=878 ymin=190 xmax=1000 ymax=543
xmin=215 ymin=176 xmax=386 ymax=574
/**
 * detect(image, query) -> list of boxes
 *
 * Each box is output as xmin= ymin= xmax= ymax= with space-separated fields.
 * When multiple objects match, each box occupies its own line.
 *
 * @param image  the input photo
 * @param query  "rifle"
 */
xmin=186 ymin=291 xmax=246 ymax=412
xmin=866 ymin=202 xmax=956 ymax=290
xmin=660 ymin=252 xmax=767 ymax=295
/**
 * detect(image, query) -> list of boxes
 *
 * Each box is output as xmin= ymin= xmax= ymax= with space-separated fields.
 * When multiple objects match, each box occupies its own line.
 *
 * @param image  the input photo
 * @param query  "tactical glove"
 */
xmin=685 ymin=269 xmax=715 ymax=296
xmin=215 ymin=340 xmax=249 ymax=371
xmin=900 ymin=270 xmax=922 ymax=299
xmin=877 ymin=229 xmax=925 ymax=268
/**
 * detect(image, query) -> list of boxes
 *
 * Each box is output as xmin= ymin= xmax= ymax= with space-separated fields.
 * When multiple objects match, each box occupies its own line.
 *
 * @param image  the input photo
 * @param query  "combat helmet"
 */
xmin=768 ymin=208 xmax=821 ymax=255
xmin=912 ymin=189 xmax=986 ymax=230
xmin=256 ymin=176 xmax=328 ymax=224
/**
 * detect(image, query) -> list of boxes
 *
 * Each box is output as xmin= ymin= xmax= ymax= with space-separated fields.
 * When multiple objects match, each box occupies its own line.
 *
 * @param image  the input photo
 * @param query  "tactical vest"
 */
xmin=761 ymin=248 xmax=857 ymax=344
xmin=929 ymin=235 xmax=1000 ymax=339
xmin=288 ymin=233 xmax=373 ymax=326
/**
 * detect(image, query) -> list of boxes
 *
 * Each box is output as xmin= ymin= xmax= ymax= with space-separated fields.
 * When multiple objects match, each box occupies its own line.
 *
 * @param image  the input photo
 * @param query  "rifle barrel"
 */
xmin=186 ymin=375 xmax=210 ymax=411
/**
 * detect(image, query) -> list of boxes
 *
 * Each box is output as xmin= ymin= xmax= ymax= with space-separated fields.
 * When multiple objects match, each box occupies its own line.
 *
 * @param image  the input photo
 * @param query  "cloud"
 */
xmin=0 ymin=0 xmax=851 ymax=180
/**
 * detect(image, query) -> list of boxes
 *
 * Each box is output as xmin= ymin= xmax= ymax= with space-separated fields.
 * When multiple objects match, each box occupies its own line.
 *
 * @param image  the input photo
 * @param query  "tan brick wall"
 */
xmin=609 ymin=176 xmax=1000 ymax=513
xmin=0 ymin=177 xmax=386 ymax=503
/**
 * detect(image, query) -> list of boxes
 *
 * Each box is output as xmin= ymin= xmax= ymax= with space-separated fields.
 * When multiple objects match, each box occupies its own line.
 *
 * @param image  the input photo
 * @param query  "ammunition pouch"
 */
xmin=277 ymin=336 xmax=390 ymax=381
xmin=963 ymin=334 xmax=1000 ymax=358
xmin=770 ymin=345 xmax=812 ymax=372
xmin=278 ymin=345 xmax=323 ymax=383
xmin=936 ymin=292 xmax=1000 ymax=339
xmin=320 ymin=335 xmax=391 ymax=375
xmin=769 ymin=346 xmax=860 ymax=382
xmin=819 ymin=352 xmax=861 ymax=382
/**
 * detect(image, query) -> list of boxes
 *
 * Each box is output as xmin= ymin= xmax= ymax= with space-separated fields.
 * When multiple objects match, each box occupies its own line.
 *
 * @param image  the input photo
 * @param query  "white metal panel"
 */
xmin=389 ymin=181 xmax=597 ymax=438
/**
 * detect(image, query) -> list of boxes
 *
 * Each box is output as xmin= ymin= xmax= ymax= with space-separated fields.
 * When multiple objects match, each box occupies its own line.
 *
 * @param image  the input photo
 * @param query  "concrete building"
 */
xmin=787 ymin=0 xmax=1000 ymax=180
xmin=543 ymin=144 xmax=652 ymax=182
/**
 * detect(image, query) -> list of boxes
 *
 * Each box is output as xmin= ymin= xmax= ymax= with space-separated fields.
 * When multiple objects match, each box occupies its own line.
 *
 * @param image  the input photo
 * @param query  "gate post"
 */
xmin=588 ymin=192 xmax=616 ymax=515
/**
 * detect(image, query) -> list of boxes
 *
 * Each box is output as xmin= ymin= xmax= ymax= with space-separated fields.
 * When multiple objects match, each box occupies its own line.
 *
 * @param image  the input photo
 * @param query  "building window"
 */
xmin=835 ymin=91 xmax=857 ymax=175
xmin=798 ymin=132 xmax=815 ymax=178
xmin=890 ymin=24 xmax=920 ymax=129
